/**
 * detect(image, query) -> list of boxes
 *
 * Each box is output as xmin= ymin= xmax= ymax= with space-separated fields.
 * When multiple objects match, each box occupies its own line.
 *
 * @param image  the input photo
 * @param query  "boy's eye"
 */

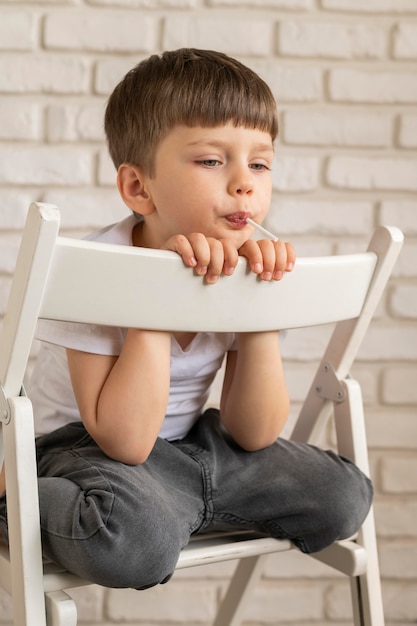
xmin=197 ymin=159 xmax=221 ymax=168
xmin=250 ymin=162 xmax=271 ymax=171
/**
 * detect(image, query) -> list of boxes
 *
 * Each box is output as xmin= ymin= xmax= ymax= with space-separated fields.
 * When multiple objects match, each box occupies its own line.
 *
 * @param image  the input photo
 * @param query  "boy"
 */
xmin=0 ymin=49 xmax=372 ymax=590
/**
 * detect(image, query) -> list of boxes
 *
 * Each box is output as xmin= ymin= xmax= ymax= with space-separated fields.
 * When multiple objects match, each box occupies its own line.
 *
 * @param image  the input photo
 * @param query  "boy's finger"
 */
xmin=219 ymin=238 xmax=239 ymax=276
xmin=161 ymin=234 xmax=198 ymax=268
xmin=238 ymin=240 xmax=264 ymax=276
xmin=285 ymin=242 xmax=296 ymax=271
xmin=256 ymin=240 xmax=278 ymax=280
xmin=187 ymin=233 xmax=211 ymax=275
xmin=205 ymin=238 xmax=225 ymax=284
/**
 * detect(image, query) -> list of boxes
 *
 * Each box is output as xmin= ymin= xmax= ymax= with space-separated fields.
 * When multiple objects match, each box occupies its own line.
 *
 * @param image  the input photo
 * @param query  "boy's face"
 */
xmin=140 ymin=122 xmax=274 ymax=249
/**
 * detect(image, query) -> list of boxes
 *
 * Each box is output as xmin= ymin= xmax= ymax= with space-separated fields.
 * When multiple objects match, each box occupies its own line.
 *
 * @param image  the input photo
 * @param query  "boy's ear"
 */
xmin=116 ymin=163 xmax=155 ymax=216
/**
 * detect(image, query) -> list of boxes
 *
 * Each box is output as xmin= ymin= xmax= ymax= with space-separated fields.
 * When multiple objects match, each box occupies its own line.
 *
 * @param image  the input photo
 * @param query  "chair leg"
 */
xmin=213 ymin=554 xmax=267 ymax=626
xmin=3 ymin=397 xmax=46 ymax=626
xmin=334 ymin=380 xmax=384 ymax=626
xmin=45 ymin=591 xmax=78 ymax=626
xmin=348 ymin=510 xmax=385 ymax=626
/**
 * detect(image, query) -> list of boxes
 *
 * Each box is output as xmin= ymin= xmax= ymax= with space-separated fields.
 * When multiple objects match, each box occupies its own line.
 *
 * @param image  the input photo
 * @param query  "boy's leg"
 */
xmin=187 ymin=409 xmax=373 ymax=554
xmin=20 ymin=423 xmax=204 ymax=589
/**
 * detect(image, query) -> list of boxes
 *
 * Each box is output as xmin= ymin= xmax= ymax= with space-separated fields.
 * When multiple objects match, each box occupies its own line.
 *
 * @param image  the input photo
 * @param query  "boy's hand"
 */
xmin=162 ymin=233 xmax=239 ymax=284
xmin=162 ymin=234 xmax=295 ymax=283
xmin=239 ymin=238 xmax=296 ymax=281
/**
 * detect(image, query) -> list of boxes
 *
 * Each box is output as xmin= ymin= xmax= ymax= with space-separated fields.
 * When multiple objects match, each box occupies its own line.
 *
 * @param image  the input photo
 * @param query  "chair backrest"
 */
xmin=0 ymin=201 xmax=404 ymax=439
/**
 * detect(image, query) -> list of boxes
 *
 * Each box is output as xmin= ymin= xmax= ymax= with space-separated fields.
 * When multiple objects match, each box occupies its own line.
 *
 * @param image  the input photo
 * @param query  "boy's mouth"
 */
xmin=225 ymin=212 xmax=249 ymax=227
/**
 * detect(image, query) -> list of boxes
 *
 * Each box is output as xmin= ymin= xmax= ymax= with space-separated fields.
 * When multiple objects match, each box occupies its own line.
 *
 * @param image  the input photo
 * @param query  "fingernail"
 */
xmin=196 ymin=266 xmax=207 ymax=275
xmin=273 ymin=270 xmax=283 ymax=280
xmin=253 ymin=263 xmax=263 ymax=274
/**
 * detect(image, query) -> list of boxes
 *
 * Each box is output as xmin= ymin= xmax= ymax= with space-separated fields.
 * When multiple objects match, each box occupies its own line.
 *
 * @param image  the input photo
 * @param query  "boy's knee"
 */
xmin=43 ymin=523 xmax=182 ymax=589
xmin=87 ymin=532 xmax=180 ymax=588
xmin=332 ymin=460 xmax=373 ymax=538
xmin=313 ymin=456 xmax=373 ymax=548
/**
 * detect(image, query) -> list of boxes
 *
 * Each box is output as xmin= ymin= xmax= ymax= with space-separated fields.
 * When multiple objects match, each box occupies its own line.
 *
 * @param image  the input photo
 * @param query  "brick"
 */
xmin=106 ymin=582 xmax=218 ymax=622
xmin=359 ymin=326 xmax=417 ymax=361
xmin=283 ymin=111 xmax=391 ymax=147
xmin=97 ymin=148 xmax=117 ymax=186
xmin=252 ymin=61 xmax=323 ymax=102
xmin=326 ymin=581 xmax=352 ymax=620
xmin=163 ymin=15 xmax=273 ymax=56
xmin=281 ymin=325 xmax=334 ymax=361
xmin=44 ymin=13 xmax=158 ymax=52
xmin=284 ymin=365 xmax=316 ymax=403
xmin=379 ymin=541 xmax=417 ymax=578
xmin=46 ymin=102 xmax=106 ymax=142
xmin=366 ymin=410 xmax=417 ymax=449
xmin=390 ymin=285 xmax=417 ymax=320
xmin=0 ymin=190 xmax=35 ymax=228
xmin=398 ymin=113 xmax=417 ymax=148
xmin=0 ymin=147 xmax=94 ymax=185
xmin=322 ymin=0 xmax=417 ymax=12
xmin=264 ymin=548 xmax=342 ymax=578
xmin=350 ymin=366 xmax=379 ymax=405
xmin=95 ymin=58 xmax=137 ymax=95
xmin=0 ymin=101 xmax=42 ymax=140
xmin=268 ymin=200 xmax=373 ymax=235
xmin=3 ymin=0 xmax=76 ymax=3
xmin=42 ymin=190 xmax=127 ymax=230
xmin=0 ymin=11 xmax=36 ymax=50
xmin=380 ymin=201 xmax=417 ymax=235
xmin=382 ymin=367 xmax=417 ymax=404
xmin=0 ymin=55 xmax=89 ymax=94
xmin=329 ymin=68 xmax=417 ymax=103
xmin=375 ymin=500 xmax=417 ymax=537
xmin=326 ymin=156 xmax=417 ymax=191
xmin=389 ymin=242 xmax=417 ymax=278
xmin=210 ymin=0 xmax=313 ymax=6
xmin=393 ymin=23 xmax=417 ymax=59
xmin=384 ymin=582 xmax=417 ymax=622
xmin=272 ymin=155 xmax=319 ymax=191
xmin=279 ymin=21 xmax=385 ymax=59
xmin=381 ymin=456 xmax=417 ymax=493
xmin=0 ymin=235 xmax=21 ymax=274
xmin=90 ymin=0 xmax=196 ymax=5
xmin=246 ymin=583 xmax=324 ymax=621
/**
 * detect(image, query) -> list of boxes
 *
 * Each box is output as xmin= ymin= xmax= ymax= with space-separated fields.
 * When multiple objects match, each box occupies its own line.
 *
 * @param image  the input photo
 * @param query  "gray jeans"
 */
xmin=0 ymin=409 xmax=372 ymax=590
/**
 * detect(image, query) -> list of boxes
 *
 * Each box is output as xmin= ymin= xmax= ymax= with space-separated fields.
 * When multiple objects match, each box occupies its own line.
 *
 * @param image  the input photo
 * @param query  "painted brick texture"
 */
xmin=0 ymin=1 xmax=416 ymax=625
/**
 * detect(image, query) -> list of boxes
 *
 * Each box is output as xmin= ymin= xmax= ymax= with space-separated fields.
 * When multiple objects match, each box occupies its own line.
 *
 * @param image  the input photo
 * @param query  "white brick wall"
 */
xmin=0 ymin=1 xmax=416 ymax=624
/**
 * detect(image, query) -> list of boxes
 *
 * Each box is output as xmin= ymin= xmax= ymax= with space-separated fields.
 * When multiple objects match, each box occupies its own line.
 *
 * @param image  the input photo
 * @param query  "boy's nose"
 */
xmin=229 ymin=174 xmax=254 ymax=196
xmin=236 ymin=183 xmax=253 ymax=195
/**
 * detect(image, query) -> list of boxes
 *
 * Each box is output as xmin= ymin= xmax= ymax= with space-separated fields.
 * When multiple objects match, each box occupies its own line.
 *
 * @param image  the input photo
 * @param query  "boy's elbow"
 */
xmin=101 ymin=440 xmax=154 ymax=466
xmin=237 ymin=433 xmax=279 ymax=453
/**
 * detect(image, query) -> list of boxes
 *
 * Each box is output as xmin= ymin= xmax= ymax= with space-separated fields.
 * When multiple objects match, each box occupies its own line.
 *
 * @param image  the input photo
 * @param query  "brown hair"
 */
xmin=104 ymin=48 xmax=278 ymax=175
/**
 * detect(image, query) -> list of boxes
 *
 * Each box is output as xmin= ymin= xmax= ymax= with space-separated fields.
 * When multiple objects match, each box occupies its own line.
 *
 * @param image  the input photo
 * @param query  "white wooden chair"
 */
xmin=0 ymin=202 xmax=403 ymax=626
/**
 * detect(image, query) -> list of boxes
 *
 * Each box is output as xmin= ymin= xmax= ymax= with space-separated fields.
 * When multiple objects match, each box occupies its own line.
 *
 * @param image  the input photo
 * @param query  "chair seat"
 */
xmin=0 ymin=530 xmax=367 ymax=598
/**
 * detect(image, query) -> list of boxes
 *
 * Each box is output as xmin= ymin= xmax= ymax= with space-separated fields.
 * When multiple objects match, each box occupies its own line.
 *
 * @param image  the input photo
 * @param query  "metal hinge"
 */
xmin=314 ymin=362 xmax=346 ymax=403
xmin=0 ymin=385 xmax=27 ymax=425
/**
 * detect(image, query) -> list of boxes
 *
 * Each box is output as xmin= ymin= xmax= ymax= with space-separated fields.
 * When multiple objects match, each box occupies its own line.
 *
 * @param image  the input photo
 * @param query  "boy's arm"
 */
xmin=67 ymin=328 xmax=171 ymax=465
xmin=220 ymin=331 xmax=289 ymax=451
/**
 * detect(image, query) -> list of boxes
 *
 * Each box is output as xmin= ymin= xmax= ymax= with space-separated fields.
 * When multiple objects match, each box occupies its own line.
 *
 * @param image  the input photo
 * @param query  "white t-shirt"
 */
xmin=28 ymin=214 xmax=236 ymax=441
